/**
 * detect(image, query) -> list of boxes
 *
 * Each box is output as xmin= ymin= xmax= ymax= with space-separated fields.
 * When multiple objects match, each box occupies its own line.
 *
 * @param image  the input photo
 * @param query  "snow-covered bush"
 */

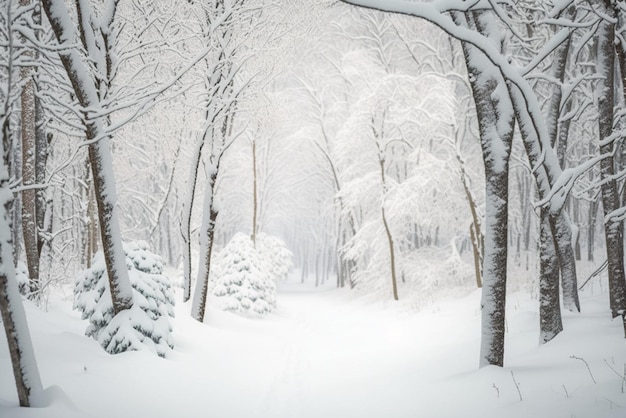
xmin=212 ymin=233 xmax=277 ymax=316
xmin=255 ymin=233 xmax=293 ymax=282
xmin=74 ymin=241 xmax=175 ymax=357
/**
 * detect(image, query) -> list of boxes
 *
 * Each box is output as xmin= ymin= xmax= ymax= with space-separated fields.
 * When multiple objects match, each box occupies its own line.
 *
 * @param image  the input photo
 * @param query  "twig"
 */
xmin=511 ymin=370 xmax=523 ymax=401
xmin=603 ymin=359 xmax=626 ymax=393
xmin=604 ymin=397 xmax=621 ymax=410
xmin=562 ymin=384 xmax=569 ymax=398
xmin=579 ymin=259 xmax=608 ymax=290
xmin=571 ymin=355 xmax=597 ymax=384
xmin=492 ymin=383 xmax=500 ymax=398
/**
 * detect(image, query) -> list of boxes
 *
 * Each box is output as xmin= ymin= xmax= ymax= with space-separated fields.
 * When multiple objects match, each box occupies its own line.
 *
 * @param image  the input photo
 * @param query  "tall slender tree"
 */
xmin=0 ymin=7 xmax=43 ymax=399
xmin=41 ymin=0 xmax=134 ymax=315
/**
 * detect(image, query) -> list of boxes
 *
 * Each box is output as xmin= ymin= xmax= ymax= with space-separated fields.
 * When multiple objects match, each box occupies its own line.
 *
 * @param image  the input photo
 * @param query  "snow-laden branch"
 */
xmin=339 ymin=1 xmax=552 ymax=152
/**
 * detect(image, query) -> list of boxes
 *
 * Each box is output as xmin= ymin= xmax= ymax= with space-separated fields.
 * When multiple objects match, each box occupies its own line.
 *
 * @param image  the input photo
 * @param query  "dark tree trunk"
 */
xmin=596 ymin=8 xmax=626 ymax=325
xmin=454 ymin=11 xmax=515 ymax=368
xmin=539 ymin=212 xmax=563 ymax=343
xmin=19 ymin=2 xmax=39 ymax=298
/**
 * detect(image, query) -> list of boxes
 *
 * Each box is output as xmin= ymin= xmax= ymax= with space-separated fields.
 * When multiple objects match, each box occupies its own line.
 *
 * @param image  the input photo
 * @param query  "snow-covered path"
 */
xmin=1 ymin=276 xmax=626 ymax=418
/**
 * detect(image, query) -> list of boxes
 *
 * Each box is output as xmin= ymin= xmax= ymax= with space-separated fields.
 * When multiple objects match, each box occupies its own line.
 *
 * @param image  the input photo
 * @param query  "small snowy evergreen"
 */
xmin=212 ymin=233 xmax=278 ymax=316
xmin=74 ymin=241 xmax=175 ymax=357
xmin=255 ymin=233 xmax=293 ymax=283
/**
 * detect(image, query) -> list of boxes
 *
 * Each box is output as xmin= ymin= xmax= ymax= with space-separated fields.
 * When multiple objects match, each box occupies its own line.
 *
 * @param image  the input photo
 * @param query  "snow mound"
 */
xmin=74 ymin=241 xmax=175 ymax=357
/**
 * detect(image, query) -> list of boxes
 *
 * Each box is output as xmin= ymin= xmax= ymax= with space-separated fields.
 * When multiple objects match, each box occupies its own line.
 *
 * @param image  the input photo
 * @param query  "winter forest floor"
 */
xmin=1 ymin=273 xmax=626 ymax=418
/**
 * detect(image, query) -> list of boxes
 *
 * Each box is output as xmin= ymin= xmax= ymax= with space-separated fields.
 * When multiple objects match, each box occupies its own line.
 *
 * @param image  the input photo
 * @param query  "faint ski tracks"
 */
xmin=260 ymin=290 xmax=327 ymax=417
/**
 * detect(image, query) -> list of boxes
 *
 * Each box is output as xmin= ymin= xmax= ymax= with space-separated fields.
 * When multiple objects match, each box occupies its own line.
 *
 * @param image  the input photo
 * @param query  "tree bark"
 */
xmin=20 ymin=70 xmax=39 ymax=299
xmin=596 ymin=8 xmax=626 ymax=323
xmin=0 ymin=131 xmax=43 ymax=407
xmin=180 ymin=137 xmax=204 ymax=302
xmin=191 ymin=169 xmax=218 ymax=322
xmin=539 ymin=212 xmax=563 ymax=343
xmin=458 ymin=151 xmax=483 ymax=288
xmin=42 ymin=0 xmax=133 ymax=315
xmin=455 ymin=11 xmax=515 ymax=368
xmin=20 ymin=0 xmax=39 ymax=299
xmin=251 ymin=138 xmax=258 ymax=245
xmin=382 ymin=206 xmax=399 ymax=300
xmin=541 ymin=4 xmax=579 ymax=314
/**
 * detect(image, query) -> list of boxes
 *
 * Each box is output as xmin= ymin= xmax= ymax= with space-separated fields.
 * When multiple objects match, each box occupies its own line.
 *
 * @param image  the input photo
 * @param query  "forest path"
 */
xmin=251 ymin=275 xmax=481 ymax=418
xmin=4 ymin=274 xmax=626 ymax=418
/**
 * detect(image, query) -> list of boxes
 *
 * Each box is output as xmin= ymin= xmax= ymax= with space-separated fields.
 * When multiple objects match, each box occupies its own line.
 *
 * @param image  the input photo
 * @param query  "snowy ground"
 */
xmin=1 ymin=275 xmax=625 ymax=418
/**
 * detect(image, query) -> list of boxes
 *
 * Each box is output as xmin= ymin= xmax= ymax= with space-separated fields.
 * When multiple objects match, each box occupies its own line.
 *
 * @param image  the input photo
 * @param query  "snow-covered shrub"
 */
xmin=256 ymin=233 xmax=293 ymax=282
xmin=212 ymin=233 xmax=276 ymax=316
xmin=74 ymin=241 xmax=175 ymax=357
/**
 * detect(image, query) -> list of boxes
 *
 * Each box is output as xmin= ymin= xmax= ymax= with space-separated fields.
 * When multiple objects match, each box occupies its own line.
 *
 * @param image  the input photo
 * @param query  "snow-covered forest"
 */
xmin=1 ymin=0 xmax=626 ymax=417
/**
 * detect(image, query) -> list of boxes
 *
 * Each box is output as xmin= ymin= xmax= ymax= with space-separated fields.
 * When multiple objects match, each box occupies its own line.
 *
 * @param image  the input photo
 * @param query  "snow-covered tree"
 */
xmin=337 ymin=0 xmax=585 ymax=366
xmin=41 ymin=0 xmax=134 ymax=317
xmin=74 ymin=241 xmax=175 ymax=357
xmin=0 ymin=23 xmax=43 ymax=400
xmin=211 ymin=232 xmax=277 ymax=316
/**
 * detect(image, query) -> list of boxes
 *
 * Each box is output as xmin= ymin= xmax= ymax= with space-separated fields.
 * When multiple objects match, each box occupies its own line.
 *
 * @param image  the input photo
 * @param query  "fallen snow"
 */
xmin=1 ymin=274 xmax=625 ymax=418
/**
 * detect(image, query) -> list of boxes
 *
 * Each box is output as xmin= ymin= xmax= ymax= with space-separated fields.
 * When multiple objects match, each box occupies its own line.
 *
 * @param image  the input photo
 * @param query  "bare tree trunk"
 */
xmin=87 ymin=183 xmax=98 ymax=267
xmin=378 ymin=152 xmax=399 ymax=301
xmin=381 ymin=206 xmax=398 ymax=300
xmin=596 ymin=8 xmax=626 ymax=327
xmin=21 ymin=81 xmax=38 ymax=297
xmin=19 ymin=0 xmax=39 ymax=298
xmin=190 ymin=169 xmax=218 ymax=322
xmin=10 ymin=132 xmax=21 ymax=266
xmin=458 ymin=150 xmax=483 ymax=288
xmin=251 ymin=138 xmax=257 ymax=245
xmin=454 ymin=11 xmax=515 ymax=368
xmin=42 ymin=0 xmax=133 ymax=315
xmin=0 ymin=126 xmax=43 ymax=407
xmin=541 ymin=4 xmax=579 ymax=314
xmin=588 ymin=189 xmax=598 ymax=262
xmin=470 ymin=225 xmax=482 ymax=288
xmin=34 ymin=93 xmax=49 ymax=263
xmin=539 ymin=212 xmax=563 ymax=343
xmin=180 ymin=138 xmax=204 ymax=302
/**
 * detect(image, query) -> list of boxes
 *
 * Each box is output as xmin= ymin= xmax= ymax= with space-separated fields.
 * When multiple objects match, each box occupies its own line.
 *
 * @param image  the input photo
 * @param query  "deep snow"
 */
xmin=1 ymin=274 xmax=625 ymax=418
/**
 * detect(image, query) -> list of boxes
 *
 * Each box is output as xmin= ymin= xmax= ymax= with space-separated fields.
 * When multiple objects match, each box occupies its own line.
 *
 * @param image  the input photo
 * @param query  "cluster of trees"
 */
xmin=338 ymin=0 xmax=626 ymax=367
xmin=0 ymin=0 xmax=306 ymax=406
xmin=2 ymin=0 xmax=626 ymax=408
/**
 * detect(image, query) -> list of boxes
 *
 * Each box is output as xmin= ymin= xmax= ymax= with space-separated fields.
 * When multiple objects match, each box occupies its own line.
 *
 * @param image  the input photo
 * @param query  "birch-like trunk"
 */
xmin=191 ymin=168 xmax=218 ymax=322
xmin=251 ymin=138 xmax=258 ymax=245
xmin=180 ymin=138 xmax=204 ymax=302
xmin=42 ymin=0 xmax=133 ymax=315
xmin=0 ymin=131 xmax=43 ymax=407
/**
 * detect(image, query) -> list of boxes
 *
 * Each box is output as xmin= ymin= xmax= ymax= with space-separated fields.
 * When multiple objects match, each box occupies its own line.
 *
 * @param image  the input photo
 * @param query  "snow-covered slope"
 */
xmin=1 ymin=276 xmax=625 ymax=418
